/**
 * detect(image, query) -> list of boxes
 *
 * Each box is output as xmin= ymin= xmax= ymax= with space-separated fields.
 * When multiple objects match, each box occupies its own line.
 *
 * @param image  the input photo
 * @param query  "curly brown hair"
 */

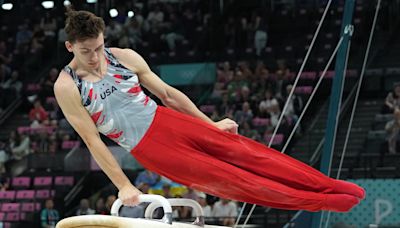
xmin=64 ymin=7 xmax=105 ymax=43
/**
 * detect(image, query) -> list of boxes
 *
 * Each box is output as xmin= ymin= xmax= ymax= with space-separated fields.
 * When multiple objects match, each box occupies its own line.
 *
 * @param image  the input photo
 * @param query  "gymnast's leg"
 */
xmin=153 ymin=106 xmax=365 ymax=199
xmin=130 ymin=107 xmax=361 ymax=212
xmin=132 ymin=138 xmax=359 ymax=212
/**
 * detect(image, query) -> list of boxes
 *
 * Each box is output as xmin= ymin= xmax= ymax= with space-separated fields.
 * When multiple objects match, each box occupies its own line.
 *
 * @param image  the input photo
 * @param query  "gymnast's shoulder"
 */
xmin=54 ymin=70 xmax=80 ymax=99
xmin=108 ymin=47 xmax=150 ymax=73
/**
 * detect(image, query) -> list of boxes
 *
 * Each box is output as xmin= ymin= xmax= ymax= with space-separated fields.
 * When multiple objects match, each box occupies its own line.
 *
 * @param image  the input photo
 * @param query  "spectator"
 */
xmin=8 ymin=130 xmax=18 ymax=149
xmin=30 ymin=25 xmax=45 ymax=54
xmin=240 ymin=122 xmax=261 ymax=141
xmin=256 ymin=103 xmax=269 ymax=119
xmin=0 ymin=70 xmax=21 ymax=108
xmin=0 ymin=62 xmax=6 ymax=87
xmin=10 ymin=39 xmax=29 ymax=69
xmin=217 ymin=93 xmax=233 ymax=116
xmin=117 ymin=27 xmax=131 ymax=48
xmin=0 ymin=60 xmax=12 ymax=111
xmin=237 ymin=61 xmax=253 ymax=82
xmin=76 ymin=198 xmax=96 ymax=215
xmin=40 ymin=12 xmax=57 ymax=39
xmin=0 ymin=40 xmax=12 ymax=64
xmin=40 ymin=199 xmax=60 ymax=228
xmin=274 ymin=60 xmax=291 ymax=99
xmin=15 ymin=23 xmax=33 ymax=48
xmin=48 ymin=135 xmax=59 ymax=155
xmin=95 ymin=197 xmax=107 ymax=215
xmin=217 ymin=62 xmax=234 ymax=84
xmin=235 ymin=16 xmax=250 ymax=52
xmin=0 ymin=175 xmax=9 ymax=191
xmin=234 ymin=101 xmax=253 ymax=126
xmin=162 ymin=183 xmax=173 ymax=198
xmin=58 ymin=118 xmax=74 ymax=140
xmin=47 ymin=101 xmax=61 ymax=127
xmin=137 ymin=182 xmax=150 ymax=194
xmin=146 ymin=5 xmax=164 ymax=31
xmin=123 ymin=18 xmax=143 ymax=49
xmin=37 ymin=131 xmax=49 ymax=154
xmin=212 ymin=198 xmax=238 ymax=226
xmin=11 ymin=132 xmax=30 ymax=160
xmin=210 ymin=82 xmax=225 ymax=102
xmin=105 ymin=20 xmax=123 ymax=46
xmin=385 ymin=108 xmax=400 ymax=154
xmin=181 ymin=8 xmax=198 ymax=44
xmin=2 ymin=70 xmax=23 ymax=95
xmin=57 ymin=27 xmax=68 ymax=61
xmin=57 ymin=27 xmax=68 ymax=48
xmin=276 ymin=60 xmax=291 ymax=77
xmin=224 ymin=17 xmax=236 ymax=49
xmin=0 ymin=141 xmax=9 ymax=174
xmin=283 ymin=84 xmax=303 ymax=121
xmin=162 ymin=13 xmax=185 ymax=51
xmin=193 ymin=192 xmax=212 ymax=220
xmin=171 ymin=194 xmax=191 ymax=220
xmin=29 ymin=100 xmax=49 ymax=126
xmin=105 ymin=195 xmax=117 ymax=215
xmin=0 ymin=59 xmax=11 ymax=81
xmin=384 ymin=83 xmax=400 ymax=114
xmin=210 ymin=110 xmax=221 ymax=122
xmin=40 ymin=68 xmax=58 ymax=98
xmin=269 ymin=100 xmax=282 ymax=128
xmin=134 ymin=170 xmax=160 ymax=187
xmin=183 ymin=188 xmax=198 ymax=200
xmin=238 ymin=86 xmax=252 ymax=104
xmin=253 ymin=15 xmax=268 ymax=56
xmin=255 ymin=61 xmax=272 ymax=92
xmin=259 ymin=90 xmax=279 ymax=115
xmin=227 ymin=70 xmax=249 ymax=102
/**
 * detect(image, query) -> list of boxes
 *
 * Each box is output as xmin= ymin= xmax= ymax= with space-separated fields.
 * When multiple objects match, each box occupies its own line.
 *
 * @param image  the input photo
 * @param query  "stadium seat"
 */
xmin=11 ymin=177 xmax=31 ymax=189
xmin=33 ymin=176 xmax=53 ymax=188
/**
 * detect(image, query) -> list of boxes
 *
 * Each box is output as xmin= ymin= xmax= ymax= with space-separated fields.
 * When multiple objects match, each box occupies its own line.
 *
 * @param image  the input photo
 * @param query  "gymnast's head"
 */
xmin=64 ymin=7 xmax=106 ymax=69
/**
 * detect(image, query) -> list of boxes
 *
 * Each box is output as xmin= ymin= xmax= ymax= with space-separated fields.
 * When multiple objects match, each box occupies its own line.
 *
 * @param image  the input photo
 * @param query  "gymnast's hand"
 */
xmin=214 ymin=118 xmax=239 ymax=134
xmin=118 ymin=183 xmax=142 ymax=206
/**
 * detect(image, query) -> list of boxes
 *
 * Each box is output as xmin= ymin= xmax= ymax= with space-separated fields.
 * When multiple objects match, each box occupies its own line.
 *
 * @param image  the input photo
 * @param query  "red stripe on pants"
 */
xmin=131 ymin=106 xmax=336 ymax=211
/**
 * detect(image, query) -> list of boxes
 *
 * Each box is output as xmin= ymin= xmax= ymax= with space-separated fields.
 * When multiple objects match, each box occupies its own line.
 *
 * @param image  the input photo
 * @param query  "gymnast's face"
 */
xmin=65 ymin=33 xmax=105 ymax=70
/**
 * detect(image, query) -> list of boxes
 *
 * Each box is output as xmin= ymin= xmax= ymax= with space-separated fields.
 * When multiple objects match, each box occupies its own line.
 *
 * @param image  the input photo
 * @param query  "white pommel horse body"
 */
xmin=56 ymin=194 xmax=231 ymax=228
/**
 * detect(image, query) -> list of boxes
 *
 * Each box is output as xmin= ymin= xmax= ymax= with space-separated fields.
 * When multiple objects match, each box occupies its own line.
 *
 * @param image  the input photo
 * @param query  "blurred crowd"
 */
xmin=0 ymin=66 xmax=77 ymax=176
xmin=101 ymin=1 xmax=268 ymax=57
xmin=209 ymin=60 xmax=303 ymax=145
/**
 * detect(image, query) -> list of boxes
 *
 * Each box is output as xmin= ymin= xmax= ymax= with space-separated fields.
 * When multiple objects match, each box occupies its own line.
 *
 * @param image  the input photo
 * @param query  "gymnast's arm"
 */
xmin=112 ymin=47 xmax=238 ymax=133
xmin=54 ymin=71 xmax=140 ymax=206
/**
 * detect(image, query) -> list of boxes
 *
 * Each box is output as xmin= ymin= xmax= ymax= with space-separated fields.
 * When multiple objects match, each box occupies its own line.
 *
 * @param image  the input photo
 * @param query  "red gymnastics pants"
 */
xmin=130 ymin=106 xmax=365 ymax=212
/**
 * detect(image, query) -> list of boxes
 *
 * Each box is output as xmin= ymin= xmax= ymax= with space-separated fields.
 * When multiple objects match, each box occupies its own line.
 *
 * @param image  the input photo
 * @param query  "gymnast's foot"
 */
xmin=332 ymin=179 xmax=366 ymax=200
xmin=323 ymin=194 xmax=360 ymax=212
